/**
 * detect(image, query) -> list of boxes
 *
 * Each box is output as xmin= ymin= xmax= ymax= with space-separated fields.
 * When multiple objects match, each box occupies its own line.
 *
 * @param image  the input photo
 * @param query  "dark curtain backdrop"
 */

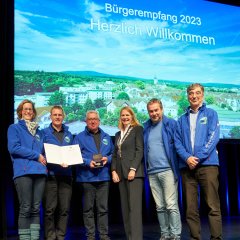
xmin=1 ymin=0 xmax=240 ymax=238
xmin=1 ymin=0 xmax=14 ymax=239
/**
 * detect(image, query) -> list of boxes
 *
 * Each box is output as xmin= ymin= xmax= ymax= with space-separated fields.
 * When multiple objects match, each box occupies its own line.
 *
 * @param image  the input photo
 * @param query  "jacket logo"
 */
xmin=64 ymin=136 xmax=70 ymax=143
xmin=102 ymin=138 xmax=108 ymax=145
xmin=200 ymin=117 xmax=207 ymax=124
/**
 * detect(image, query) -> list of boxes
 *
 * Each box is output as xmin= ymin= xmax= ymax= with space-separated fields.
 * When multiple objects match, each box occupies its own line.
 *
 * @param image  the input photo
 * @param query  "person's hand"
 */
xmin=128 ymin=169 xmax=136 ymax=181
xmin=38 ymin=154 xmax=47 ymax=166
xmin=90 ymin=160 xmax=96 ymax=168
xmin=187 ymin=156 xmax=199 ymax=170
xmin=112 ymin=171 xmax=120 ymax=183
xmin=101 ymin=156 xmax=108 ymax=166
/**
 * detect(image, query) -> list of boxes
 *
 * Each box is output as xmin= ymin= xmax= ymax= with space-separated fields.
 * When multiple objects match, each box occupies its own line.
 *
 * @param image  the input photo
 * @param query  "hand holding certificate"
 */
xmin=44 ymin=143 xmax=83 ymax=165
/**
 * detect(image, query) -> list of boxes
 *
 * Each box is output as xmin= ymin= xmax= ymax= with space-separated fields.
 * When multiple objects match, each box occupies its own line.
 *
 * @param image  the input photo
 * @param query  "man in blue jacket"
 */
xmin=174 ymin=83 xmax=222 ymax=240
xmin=73 ymin=110 xmax=114 ymax=240
xmin=42 ymin=105 xmax=73 ymax=240
xmin=143 ymin=98 xmax=181 ymax=240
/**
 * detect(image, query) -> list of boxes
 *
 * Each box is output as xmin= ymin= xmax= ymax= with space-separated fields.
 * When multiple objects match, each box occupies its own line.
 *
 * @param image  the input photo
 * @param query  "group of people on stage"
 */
xmin=7 ymin=83 xmax=222 ymax=240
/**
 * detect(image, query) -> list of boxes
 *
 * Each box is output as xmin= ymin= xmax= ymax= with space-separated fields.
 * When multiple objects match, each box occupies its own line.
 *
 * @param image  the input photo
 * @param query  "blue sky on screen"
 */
xmin=15 ymin=0 xmax=240 ymax=84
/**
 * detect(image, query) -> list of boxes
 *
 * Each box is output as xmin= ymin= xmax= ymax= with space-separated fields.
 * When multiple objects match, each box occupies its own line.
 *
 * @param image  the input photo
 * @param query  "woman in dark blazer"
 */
xmin=111 ymin=106 xmax=144 ymax=240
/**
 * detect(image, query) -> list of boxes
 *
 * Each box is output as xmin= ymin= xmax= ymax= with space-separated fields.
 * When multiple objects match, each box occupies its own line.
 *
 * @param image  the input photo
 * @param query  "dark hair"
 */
xmin=16 ymin=99 xmax=37 ymax=120
xmin=187 ymin=83 xmax=204 ymax=94
xmin=147 ymin=98 xmax=163 ymax=110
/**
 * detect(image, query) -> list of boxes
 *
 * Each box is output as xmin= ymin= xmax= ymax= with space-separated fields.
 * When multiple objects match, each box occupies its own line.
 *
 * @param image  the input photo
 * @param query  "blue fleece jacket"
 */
xmin=174 ymin=103 xmax=220 ymax=169
xmin=42 ymin=123 xmax=73 ymax=176
xmin=143 ymin=116 xmax=179 ymax=180
xmin=73 ymin=127 xmax=114 ymax=182
xmin=7 ymin=120 xmax=47 ymax=179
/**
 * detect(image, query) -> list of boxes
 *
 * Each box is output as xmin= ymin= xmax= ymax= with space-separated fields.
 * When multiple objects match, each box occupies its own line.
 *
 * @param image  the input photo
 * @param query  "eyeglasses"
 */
xmin=23 ymin=108 xmax=33 ymax=112
xmin=87 ymin=118 xmax=99 ymax=121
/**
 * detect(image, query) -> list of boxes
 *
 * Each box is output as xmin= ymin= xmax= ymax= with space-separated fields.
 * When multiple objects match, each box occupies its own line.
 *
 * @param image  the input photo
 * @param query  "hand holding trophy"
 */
xmin=93 ymin=153 xmax=103 ymax=168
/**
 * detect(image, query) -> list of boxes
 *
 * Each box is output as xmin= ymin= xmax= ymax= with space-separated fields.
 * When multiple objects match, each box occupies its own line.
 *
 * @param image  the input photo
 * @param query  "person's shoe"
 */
xmin=169 ymin=235 xmax=181 ymax=240
xmin=87 ymin=235 xmax=95 ymax=240
xmin=160 ymin=236 xmax=169 ymax=240
xmin=100 ymin=235 xmax=111 ymax=240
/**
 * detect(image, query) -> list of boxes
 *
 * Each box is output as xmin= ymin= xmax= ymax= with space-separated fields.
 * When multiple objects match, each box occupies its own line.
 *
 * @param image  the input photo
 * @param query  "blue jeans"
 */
xmin=82 ymin=181 xmax=110 ymax=238
xmin=14 ymin=175 xmax=46 ymax=229
xmin=148 ymin=170 xmax=181 ymax=238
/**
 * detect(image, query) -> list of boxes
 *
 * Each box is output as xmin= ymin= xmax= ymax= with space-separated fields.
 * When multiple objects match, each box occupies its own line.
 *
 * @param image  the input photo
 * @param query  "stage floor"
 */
xmin=6 ymin=216 xmax=240 ymax=239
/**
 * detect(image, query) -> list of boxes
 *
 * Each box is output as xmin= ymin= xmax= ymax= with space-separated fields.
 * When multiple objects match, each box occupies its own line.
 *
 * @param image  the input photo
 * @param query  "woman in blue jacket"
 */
xmin=7 ymin=99 xmax=47 ymax=240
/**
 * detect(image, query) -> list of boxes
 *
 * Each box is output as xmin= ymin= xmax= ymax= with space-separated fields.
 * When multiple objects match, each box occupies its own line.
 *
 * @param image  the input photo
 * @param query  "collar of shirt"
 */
xmin=88 ymin=128 xmax=100 ymax=135
xmin=190 ymin=104 xmax=203 ymax=114
xmin=52 ymin=126 xmax=63 ymax=133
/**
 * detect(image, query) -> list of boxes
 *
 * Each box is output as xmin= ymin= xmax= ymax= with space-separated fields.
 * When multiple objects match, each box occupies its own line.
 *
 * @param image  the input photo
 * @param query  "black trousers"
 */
xmin=81 ymin=181 xmax=110 ymax=238
xmin=43 ymin=175 xmax=72 ymax=240
xmin=181 ymin=166 xmax=222 ymax=240
xmin=119 ymin=178 xmax=143 ymax=240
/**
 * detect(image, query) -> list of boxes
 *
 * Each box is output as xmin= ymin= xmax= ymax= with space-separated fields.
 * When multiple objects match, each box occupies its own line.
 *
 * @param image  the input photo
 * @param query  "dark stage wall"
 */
xmin=1 ymin=0 xmax=240 ymax=239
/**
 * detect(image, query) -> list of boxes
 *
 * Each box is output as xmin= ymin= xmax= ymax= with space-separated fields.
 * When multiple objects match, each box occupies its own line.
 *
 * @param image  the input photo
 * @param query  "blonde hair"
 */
xmin=118 ymin=106 xmax=140 ymax=130
xmin=16 ymin=99 xmax=37 ymax=120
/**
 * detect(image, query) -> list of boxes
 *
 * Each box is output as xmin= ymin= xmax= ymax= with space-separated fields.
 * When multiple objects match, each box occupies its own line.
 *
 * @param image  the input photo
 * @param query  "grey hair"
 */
xmin=85 ymin=110 xmax=100 ymax=121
